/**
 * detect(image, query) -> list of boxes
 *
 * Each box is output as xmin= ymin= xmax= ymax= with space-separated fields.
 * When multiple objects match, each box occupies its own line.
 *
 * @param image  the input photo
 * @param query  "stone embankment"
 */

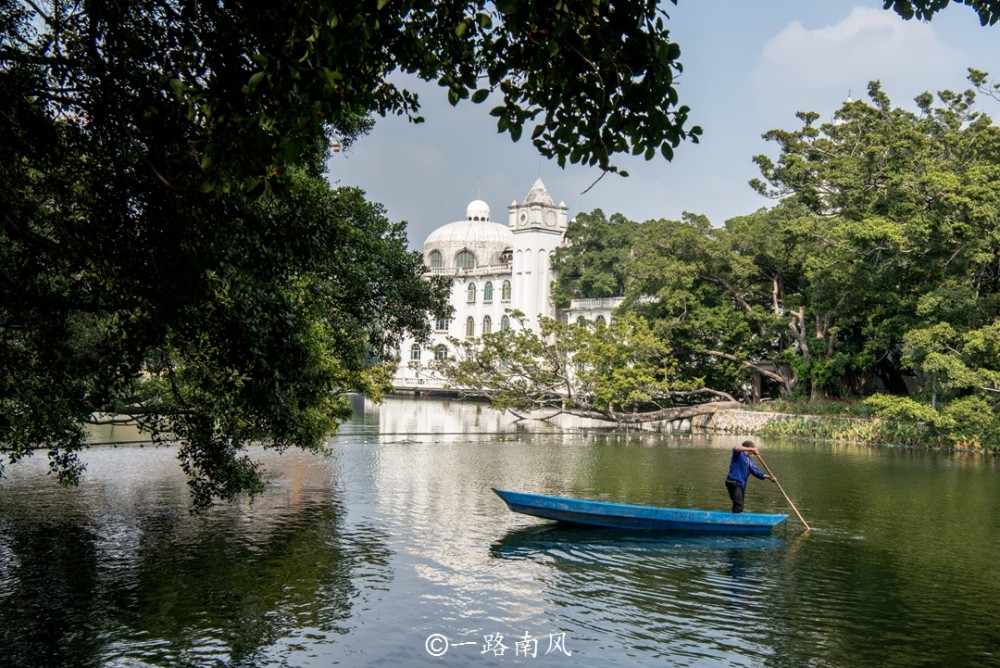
xmin=639 ymin=408 xmax=863 ymax=435
xmin=704 ymin=409 xmax=798 ymax=433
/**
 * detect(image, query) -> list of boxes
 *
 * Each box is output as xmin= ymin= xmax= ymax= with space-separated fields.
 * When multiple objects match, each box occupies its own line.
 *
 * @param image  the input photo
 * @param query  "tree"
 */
xmin=434 ymin=311 xmax=738 ymax=425
xmin=623 ymin=211 xmax=788 ymax=399
xmin=550 ymin=209 xmax=639 ymax=308
xmin=902 ymin=321 xmax=1000 ymax=405
xmin=2 ymin=0 xmax=995 ymax=502
xmin=752 ymin=78 xmax=1000 ymax=401
xmin=553 ymin=206 xmax=813 ymax=401
xmin=886 ymin=0 xmax=1000 ymax=25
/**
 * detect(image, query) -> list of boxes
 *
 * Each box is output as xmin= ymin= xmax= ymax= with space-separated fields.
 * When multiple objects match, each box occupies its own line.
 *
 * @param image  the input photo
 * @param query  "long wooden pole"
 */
xmin=755 ymin=453 xmax=811 ymax=531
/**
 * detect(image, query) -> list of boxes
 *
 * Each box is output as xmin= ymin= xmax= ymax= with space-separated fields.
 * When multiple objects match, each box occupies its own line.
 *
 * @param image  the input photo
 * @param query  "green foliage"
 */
xmin=600 ymin=71 xmax=1000 ymax=412
xmin=621 ymin=208 xmax=804 ymax=398
xmin=759 ymin=414 xmax=925 ymax=446
xmin=745 ymin=399 xmax=873 ymax=418
xmin=863 ymin=394 xmax=941 ymax=424
xmin=940 ymin=395 xmax=1000 ymax=448
xmin=750 ymin=392 xmax=1000 ymax=451
xmin=862 ymin=392 xmax=1000 ymax=450
xmin=476 ymin=0 xmax=702 ymax=173
xmin=550 ymin=209 xmax=639 ymax=307
xmin=435 ymin=310 xmax=567 ymax=415
xmin=750 ymin=76 xmax=1000 ymax=400
xmin=2 ymin=152 xmax=445 ymax=506
xmin=902 ymin=319 xmax=1000 ymax=403
xmin=886 ymin=0 xmax=1000 ymax=25
xmin=545 ymin=67 xmax=1000 ymax=434
xmin=563 ymin=313 xmax=681 ymax=415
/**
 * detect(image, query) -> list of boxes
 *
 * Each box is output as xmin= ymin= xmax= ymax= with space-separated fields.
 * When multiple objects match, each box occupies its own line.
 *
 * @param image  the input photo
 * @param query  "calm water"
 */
xmin=1 ymin=397 xmax=998 ymax=667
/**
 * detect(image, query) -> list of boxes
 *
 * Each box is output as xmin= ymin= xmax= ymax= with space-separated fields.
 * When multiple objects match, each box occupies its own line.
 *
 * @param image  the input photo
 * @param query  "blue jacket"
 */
xmin=726 ymin=449 xmax=766 ymax=488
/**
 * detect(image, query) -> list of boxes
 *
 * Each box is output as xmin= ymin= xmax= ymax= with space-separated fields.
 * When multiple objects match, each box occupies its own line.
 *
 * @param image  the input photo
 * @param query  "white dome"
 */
xmin=424 ymin=217 xmax=513 ymax=270
xmin=425 ymin=219 xmax=513 ymax=247
xmin=466 ymin=199 xmax=491 ymax=221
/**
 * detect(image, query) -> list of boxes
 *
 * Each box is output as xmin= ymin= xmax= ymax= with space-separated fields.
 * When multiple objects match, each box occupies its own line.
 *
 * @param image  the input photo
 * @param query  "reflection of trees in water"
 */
xmin=119 ymin=501 xmax=391 ymax=666
xmin=0 ymin=523 xmax=107 ymax=667
xmin=0 ymin=460 xmax=391 ymax=667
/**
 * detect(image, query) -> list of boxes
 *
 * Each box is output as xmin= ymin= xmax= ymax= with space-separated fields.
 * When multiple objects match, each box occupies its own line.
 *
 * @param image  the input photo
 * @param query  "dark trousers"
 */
xmin=725 ymin=479 xmax=745 ymax=514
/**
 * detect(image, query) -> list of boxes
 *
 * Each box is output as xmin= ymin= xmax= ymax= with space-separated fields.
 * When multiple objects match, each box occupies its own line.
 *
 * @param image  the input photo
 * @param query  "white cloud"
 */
xmin=753 ymin=7 xmax=959 ymax=101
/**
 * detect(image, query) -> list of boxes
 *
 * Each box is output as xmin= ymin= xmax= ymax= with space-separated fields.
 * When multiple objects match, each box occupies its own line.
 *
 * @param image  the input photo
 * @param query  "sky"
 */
xmin=329 ymin=1 xmax=1000 ymax=251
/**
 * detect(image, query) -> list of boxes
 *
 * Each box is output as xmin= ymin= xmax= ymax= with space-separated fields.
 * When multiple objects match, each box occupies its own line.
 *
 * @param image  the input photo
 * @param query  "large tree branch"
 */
xmin=700 ymin=273 xmax=768 ymax=335
xmin=610 ymin=401 xmax=742 ymax=424
xmin=21 ymin=0 xmax=57 ymax=29
xmin=701 ymin=273 xmax=754 ymax=314
xmin=702 ymin=349 xmax=795 ymax=393
xmin=787 ymin=306 xmax=810 ymax=366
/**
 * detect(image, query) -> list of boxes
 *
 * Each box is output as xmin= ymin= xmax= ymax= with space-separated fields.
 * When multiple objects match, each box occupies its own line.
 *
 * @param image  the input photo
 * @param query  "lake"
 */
xmin=1 ymin=396 xmax=998 ymax=667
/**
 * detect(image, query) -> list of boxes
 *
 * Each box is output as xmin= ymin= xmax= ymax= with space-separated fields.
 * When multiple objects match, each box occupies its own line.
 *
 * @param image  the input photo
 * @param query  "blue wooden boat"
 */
xmin=493 ymin=488 xmax=787 ymax=534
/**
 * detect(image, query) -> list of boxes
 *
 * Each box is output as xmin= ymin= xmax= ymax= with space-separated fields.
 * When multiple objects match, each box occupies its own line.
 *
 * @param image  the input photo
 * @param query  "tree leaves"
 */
xmin=886 ymin=0 xmax=1000 ymax=26
xmin=752 ymin=75 xmax=1000 ymax=402
xmin=0 ymin=2 xmax=453 ymax=505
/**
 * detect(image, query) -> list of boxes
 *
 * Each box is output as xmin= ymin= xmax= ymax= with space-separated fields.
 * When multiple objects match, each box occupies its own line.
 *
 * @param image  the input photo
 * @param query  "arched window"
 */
xmin=435 ymin=316 xmax=449 ymax=331
xmin=596 ymin=315 xmax=607 ymax=326
xmin=577 ymin=316 xmax=587 ymax=325
xmin=410 ymin=344 xmax=421 ymax=361
xmin=428 ymin=250 xmax=443 ymax=269
xmin=435 ymin=345 xmax=448 ymax=361
xmin=501 ymin=315 xmax=510 ymax=332
xmin=501 ymin=280 xmax=511 ymax=301
xmin=456 ymin=250 xmax=476 ymax=269
xmin=483 ymin=315 xmax=492 ymax=335
xmin=483 ymin=281 xmax=494 ymax=303
xmin=467 ymin=283 xmax=477 ymax=303
xmin=465 ymin=316 xmax=475 ymax=338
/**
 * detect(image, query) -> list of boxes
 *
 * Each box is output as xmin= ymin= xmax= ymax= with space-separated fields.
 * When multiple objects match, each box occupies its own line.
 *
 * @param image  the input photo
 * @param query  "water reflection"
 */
xmin=374 ymin=395 xmax=620 ymax=442
xmin=487 ymin=524 xmax=791 ymax=664
xmin=1 ymin=396 xmax=999 ymax=667
xmin=0 ymin=448 xmax=391 ymax=668
xmin=491 ymin=524 xmax=788 ymax=559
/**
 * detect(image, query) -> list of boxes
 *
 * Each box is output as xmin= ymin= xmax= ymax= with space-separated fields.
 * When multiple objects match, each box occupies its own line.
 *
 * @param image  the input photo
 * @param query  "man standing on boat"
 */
xmin=725 ymin=440 xmax=777 ymax=513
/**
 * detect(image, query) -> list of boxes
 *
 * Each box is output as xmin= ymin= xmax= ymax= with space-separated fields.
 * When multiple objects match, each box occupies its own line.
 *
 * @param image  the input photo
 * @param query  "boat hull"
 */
xmin=493 ymin=489 xmax=787 ymax=534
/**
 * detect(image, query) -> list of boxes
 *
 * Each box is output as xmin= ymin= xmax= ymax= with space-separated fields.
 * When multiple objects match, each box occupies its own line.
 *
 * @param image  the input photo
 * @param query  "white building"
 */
xmin=393 ymin=178 xmax=622 ymax=393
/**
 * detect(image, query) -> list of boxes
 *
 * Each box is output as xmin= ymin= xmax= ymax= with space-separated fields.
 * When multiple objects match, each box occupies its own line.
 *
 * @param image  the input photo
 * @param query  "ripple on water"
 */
xmin=3 ymin=424 xmax=1000 ymax=667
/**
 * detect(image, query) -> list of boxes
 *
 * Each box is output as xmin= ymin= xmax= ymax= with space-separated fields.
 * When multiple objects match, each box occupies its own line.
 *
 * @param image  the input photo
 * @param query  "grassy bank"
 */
xmin=742 ymin=395 xmax=1000 ymax=452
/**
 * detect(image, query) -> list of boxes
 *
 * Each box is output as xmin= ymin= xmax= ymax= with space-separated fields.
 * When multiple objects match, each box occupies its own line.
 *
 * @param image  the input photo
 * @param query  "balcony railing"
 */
xmin=426 ymin=263 xmax=511 ymax=277
xmin=565 ymin=296 xmax=626 ymax=310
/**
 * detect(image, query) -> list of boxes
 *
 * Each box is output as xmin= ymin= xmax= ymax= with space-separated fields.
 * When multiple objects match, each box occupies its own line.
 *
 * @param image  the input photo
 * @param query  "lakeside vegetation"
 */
xmin=746 ymin=394 xmax=1000 ymax=451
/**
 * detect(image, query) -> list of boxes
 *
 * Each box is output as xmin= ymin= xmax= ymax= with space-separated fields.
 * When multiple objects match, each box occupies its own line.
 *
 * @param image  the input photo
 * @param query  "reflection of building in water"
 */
xmin=366 ymin=395 xmax=617 ymax=442
xmin=393 ymin=178 xmax=622 ymax=392
xmin=376 ymin=396 xmax=521 ymax=437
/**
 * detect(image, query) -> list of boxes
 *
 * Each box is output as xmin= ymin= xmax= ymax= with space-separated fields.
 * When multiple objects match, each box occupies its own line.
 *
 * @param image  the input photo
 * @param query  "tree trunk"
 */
xmin=702 ymin=349 xmax=795 ymax=396
xmin=611 ymin=401 xmax=742 ymax=425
